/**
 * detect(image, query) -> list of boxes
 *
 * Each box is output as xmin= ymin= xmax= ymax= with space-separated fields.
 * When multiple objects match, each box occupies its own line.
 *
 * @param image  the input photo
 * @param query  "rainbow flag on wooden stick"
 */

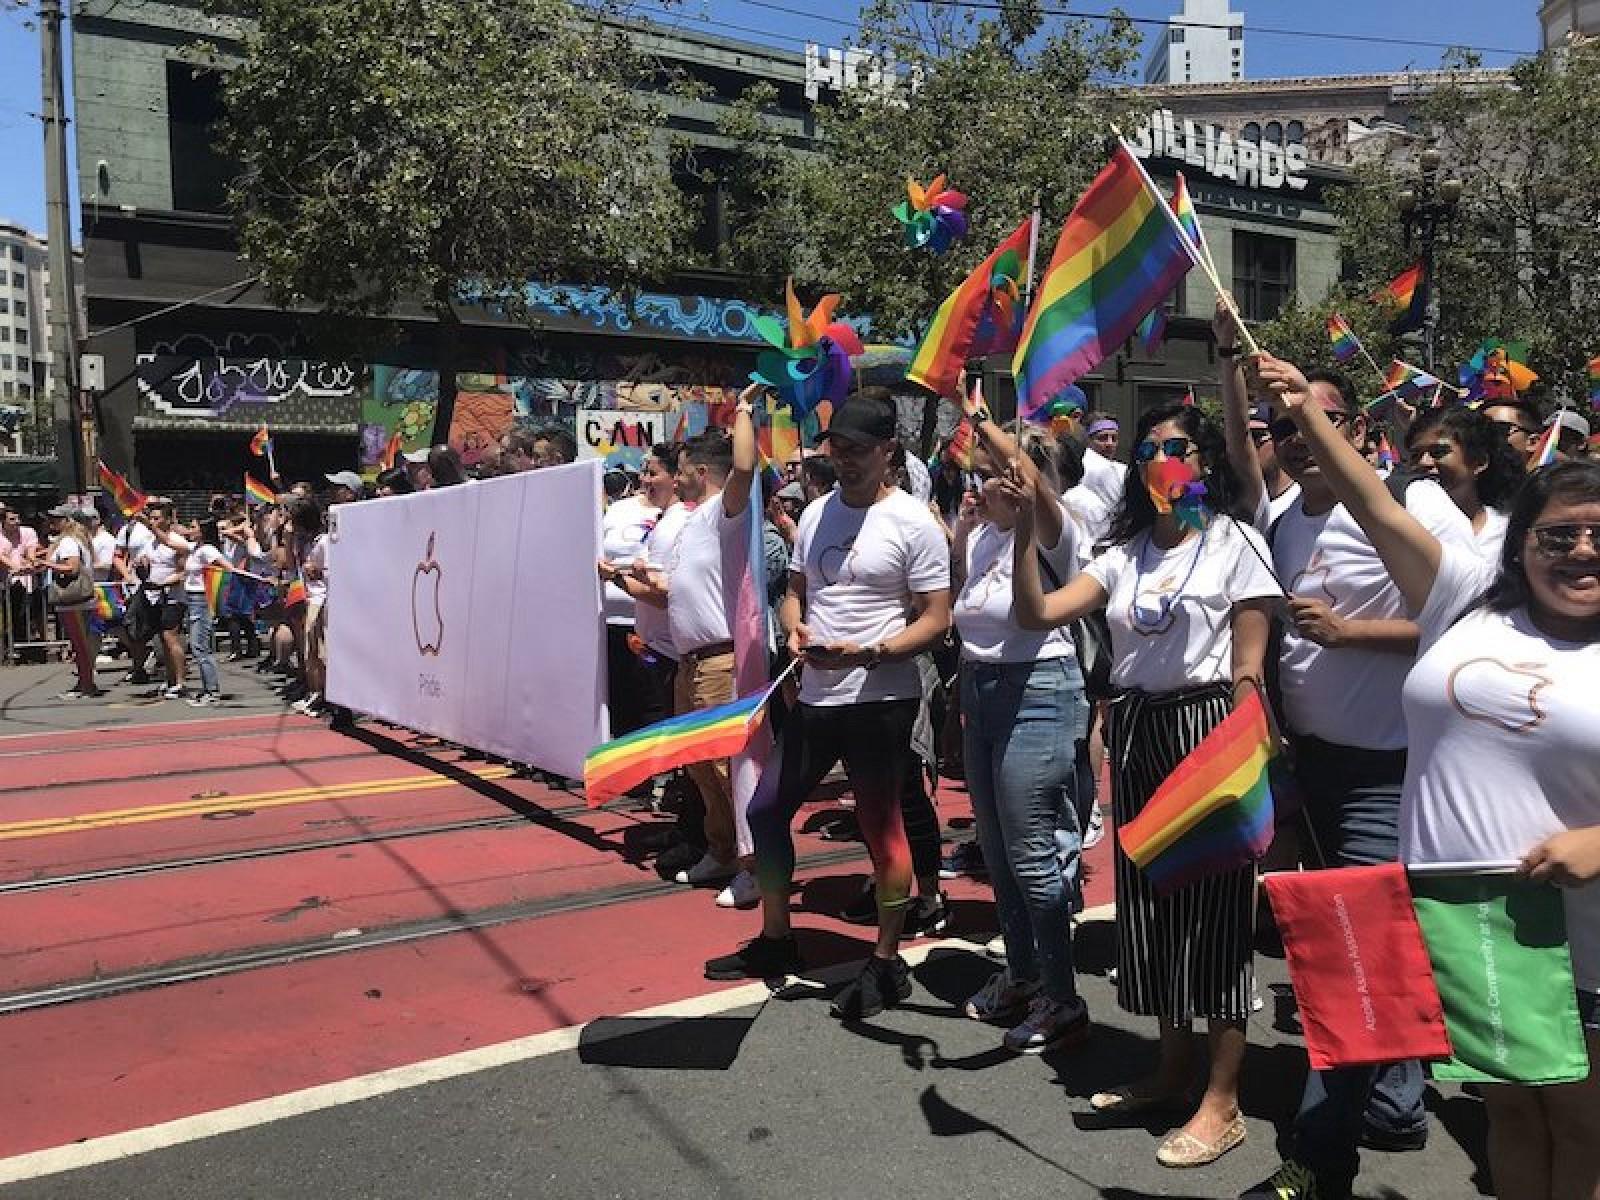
xmin=244 ymin=474 xmax=276 ymax=507
xmin=1012 ymin=144 xmax=1198 ymax=418
xmin=1118 ymin=690 xmax=1275 ymax=894
xmin=202 ymin=563 xmax=230 ymax=615
xmin=93 ymin=583 xmax=124 ymax=622
xmin=282 ymin=577 xmax=308 ymax=609
xmin=585 ymin=682 xmax=779 ymax=808
xmin=96 ymin=460 xmax=147 ymax=518
xmin=1327 ymin=314 xmax=1362 ymax=364
xmin=905 ymin=215 xmax=1036 ymax=399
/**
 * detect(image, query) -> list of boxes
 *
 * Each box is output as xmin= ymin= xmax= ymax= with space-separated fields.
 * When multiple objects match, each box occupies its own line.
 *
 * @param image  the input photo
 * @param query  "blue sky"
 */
xmin=0 ymin=0 xmax=1540 ymax=239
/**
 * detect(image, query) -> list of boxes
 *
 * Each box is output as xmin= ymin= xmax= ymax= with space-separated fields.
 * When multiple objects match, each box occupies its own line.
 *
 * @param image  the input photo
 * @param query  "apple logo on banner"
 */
xmin=1446 ymin=657 xmax=1551 ymax=734
xmin=412 ymin=531 xmax=445 ymax=657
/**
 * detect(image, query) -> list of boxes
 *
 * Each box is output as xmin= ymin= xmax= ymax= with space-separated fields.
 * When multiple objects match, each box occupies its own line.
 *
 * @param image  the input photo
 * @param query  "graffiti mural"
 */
xmin=518 ymin=284 xmax=770 ymax=343
xmin=136 ymin=333 xmax=361 ymax=420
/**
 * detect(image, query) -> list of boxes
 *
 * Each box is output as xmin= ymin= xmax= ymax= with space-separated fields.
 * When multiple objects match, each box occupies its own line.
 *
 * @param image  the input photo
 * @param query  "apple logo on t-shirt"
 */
xmin=1289 ymin=549 xmax=1338 ymax=605
xmin=1445 ymin=657 xmax=1551 ymax=734
xmin=817 ymin=538 xmax=856 ymax=586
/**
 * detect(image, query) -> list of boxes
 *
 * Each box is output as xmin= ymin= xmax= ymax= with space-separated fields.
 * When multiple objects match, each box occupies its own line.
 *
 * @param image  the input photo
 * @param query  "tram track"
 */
xmin=0 ymin=844 xmax=870 ymax=1015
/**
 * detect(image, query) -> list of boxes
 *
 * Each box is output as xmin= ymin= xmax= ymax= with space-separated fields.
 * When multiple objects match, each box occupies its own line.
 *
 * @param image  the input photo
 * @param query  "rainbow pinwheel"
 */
xmin=1459 ymin=339 xmax=1539 ymax=404
xmin=893 ymin=175 xmax=970 ymax=253
xmin=749 ymin=279 xmax=864 ymax=418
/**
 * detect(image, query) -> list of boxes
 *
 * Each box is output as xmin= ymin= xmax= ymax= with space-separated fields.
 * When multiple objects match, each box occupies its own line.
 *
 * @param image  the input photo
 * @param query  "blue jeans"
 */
xmin=186 ymin=592 xmax=219 ymax=695
xmin=961 ymin=657 xmax=1089 ymax=1003
xmin=1290 ymin=735 xmax=1427 ymax=1184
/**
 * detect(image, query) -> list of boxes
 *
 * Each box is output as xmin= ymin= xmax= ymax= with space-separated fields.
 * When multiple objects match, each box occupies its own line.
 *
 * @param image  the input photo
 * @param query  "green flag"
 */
xmin=1411 ymin=872 xmax=1591 ymax=1085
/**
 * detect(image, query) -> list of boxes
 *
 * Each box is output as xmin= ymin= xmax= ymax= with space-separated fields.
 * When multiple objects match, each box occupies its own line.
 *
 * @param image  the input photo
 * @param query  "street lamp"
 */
xmin=1396 ymin=146 xmax=1463 ymax=370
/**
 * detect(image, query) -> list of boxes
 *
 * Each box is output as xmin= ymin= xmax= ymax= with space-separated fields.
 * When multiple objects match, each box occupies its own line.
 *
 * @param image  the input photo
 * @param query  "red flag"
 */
xmin=1263 ymin=864 xmax=1451 ymax=1070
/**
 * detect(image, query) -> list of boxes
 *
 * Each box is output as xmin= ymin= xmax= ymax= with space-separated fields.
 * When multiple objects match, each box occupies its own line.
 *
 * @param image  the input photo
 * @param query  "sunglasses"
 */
xmin=1269 ymin=410 xmax=1350 ymax=443
xmin=1134 ymin=437 xmax=1198 ymax=464
xmin=1490 ymin=419 xmax=1538 ymax=439
xmin=1405 ymin=442 xmax=1454 ymax=466
xmin=1529 ymin=523 xmax=1599 ymax=557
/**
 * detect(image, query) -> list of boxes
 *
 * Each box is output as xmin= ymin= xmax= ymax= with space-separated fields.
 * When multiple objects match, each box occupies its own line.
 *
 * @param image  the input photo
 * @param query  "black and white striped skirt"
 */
xmin=1106 ymin=683 xmax=1255 ymax=1025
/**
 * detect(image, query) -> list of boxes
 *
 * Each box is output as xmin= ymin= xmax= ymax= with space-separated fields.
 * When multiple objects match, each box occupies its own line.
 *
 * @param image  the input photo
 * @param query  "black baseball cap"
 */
xmin=816 ymin=394 xmax=896 ymax=447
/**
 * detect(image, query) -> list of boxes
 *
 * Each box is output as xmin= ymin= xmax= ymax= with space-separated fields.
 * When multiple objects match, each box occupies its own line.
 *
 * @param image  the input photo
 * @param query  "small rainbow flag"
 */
xmin=584 ymin=683 xmax=777 ymax=808
xmin=1530 ymin=419 xmax=1562 ymax=469
xmin=906 ymin=215 xmax=1036 ymax=399
xmin=1012 ymin=145 xmax=1197 ymax=417
xmin=1118 ymin=691 xmax=1276 ymax=895
xmin=93 ymin=583 xmax=124 ymax=622
xmin=943 ymin=414 xmax=977 ymax=471
xmin=1171 ymin=172 xmax=1212 ymax=270
xmin=1379 ymin=264 xmax=1423 ymax=312
xmin=202 ymin=563 xmax=230 ymax=615
xmin=282 ymin=577 xmax=309 ymax=608
xmin=1326 ymin=314 xmax=1362 ymax=364
xmin=1376 ymin=359 xmax=1444 ymax=402
xmin=1587 ymin=356 xmax=1600 ymax=410
xmin=249 ymin=425 xmax=272 ymax=457
xmin=96 ymin=460 xmax=147 ymax=518
xmin=244 ymin=474 xmax=276 ymax=507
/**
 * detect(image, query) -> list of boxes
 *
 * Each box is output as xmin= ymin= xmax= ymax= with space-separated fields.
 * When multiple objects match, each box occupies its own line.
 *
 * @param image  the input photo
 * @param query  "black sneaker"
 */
xmin=1239 ymin=1159 xmax=1351 ymax=1200
xmin=902 ymin=891 xmax=950 ymax=939
xmin=1359 ymin=1124 xmax=1427 ymax=1153
xmin=704 ymin=935 xmax=802 ymax=982
xmin=122 ymin=669 xmax=150 ymax=686
xmin=655 ymin=841 xmax=705 ymax=880
xmin=830 ymin=955 xmax=912 ymax=1019
xmin=938 ymin=839 xmax=986 ymax=880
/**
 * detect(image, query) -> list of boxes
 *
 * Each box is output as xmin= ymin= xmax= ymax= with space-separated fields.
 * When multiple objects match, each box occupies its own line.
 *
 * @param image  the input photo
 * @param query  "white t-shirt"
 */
xmin=1401 ymin=544 xmax=1600 ymax=994
xmin=1264 ymin=479 xmax=1473 ymax=750
xmin=183 ymin=544 xmax=227 ymax=593
xmin=116 ymin=521 xmax=156 ymax=576
xmin=146 ymin=532 xmax=191 ymax=588
xmin=636 ymin=502 xmax=690 ymax=659
xmin=90 ymin=529 xmax=117 ymax=577
xmin=791 ymin=488 xmax=950 ymax=706
xmin=49 ymin=538 xmax=92 ymax=611
xmin=1474 ymin=507 xmax=1509 ymax=563
xmin=600 ymin=495 xmax=661 ymax=627
xmin=1063 ymin=484 xmax=1114 ymax=549
xmin=667 ymin=491 xmax=746 ymax=656
xmin=1084 ymin=517 xmax=1281 ymax=694
xmin=1265 ymin=480 xmax=1302 ymax=526
xmin=956 ymin=507 xmax=1082 ymax=665
xmin=1080 ymin=446 xmax=1126 ymax=512
xmin=303 ymin=535 xmax=329 ymax=603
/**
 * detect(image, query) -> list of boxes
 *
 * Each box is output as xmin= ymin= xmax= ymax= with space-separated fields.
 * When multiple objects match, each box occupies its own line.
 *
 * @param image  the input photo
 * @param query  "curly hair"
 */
xmin=1405 ymin=406 xmax=1525 ymax=511
xmin=1107 ymin=403 xmax=1247 ymax=546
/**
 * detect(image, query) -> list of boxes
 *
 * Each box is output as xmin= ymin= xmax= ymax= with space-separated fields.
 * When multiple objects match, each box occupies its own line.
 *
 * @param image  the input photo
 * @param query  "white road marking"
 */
xmin=0 ymin=921 xmax=1110 ymax=1185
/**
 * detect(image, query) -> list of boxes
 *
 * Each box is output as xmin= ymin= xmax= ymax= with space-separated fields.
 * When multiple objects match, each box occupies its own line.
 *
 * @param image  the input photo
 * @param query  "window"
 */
xmin=1229 ymin=25 xmax=1243 ymax=40
xmin=14 ymin=329 xmax=26 ymax=346
xmin=0 ymin=355 xmax=10 ymax=371
xmin=0 ymin=299 xmax=7 ymax=314
xmin=1242 ymin=122 xmax=1261 ymax=143
xmin=14 ymin=301 xmax=24 ymax=318
xmin=17 ymin=382 xmax=31 ymax=400
xmin=7 ymin=246 xmax=21 ymax=261
xmin=1265 ymin=121 xmax=1283 ymax=145
xmin=167 ymin=63 xmax=237 ymax=213
xmin=9 ymin=273 xmax=21 ymax=289
xmin=1233 ymin=231 xmax=1296 ymax=322
xmin=1169 ymin=26 xmax=1185 ymax=42
xmin=1287 ymin=119 xmax=1305 ymax=143
xmin=17 ymin=356 xmax=30 ymax=373
xmin=0 ymin=327 xmax=9 ymax=342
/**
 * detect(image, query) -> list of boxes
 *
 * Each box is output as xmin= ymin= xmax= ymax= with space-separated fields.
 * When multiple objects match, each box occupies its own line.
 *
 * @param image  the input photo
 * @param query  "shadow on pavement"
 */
xmin=578 ymin=1014 xmax=757 ymax=1071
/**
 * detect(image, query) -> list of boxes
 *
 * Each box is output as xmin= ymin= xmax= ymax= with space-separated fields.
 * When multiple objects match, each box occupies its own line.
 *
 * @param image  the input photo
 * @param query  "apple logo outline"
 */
xmin=1445 ymin=657 xmax=1552 ymax=735
xmin=412 ymin=531 xmax=445 ymax=657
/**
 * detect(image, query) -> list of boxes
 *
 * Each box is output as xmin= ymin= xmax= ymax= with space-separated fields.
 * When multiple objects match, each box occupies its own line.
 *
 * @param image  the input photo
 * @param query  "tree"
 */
xmin=211 ymin=0 xmax=690 ymax=438
xmin=713 ymin=0 xmax=1147 ymax=341
xmin=1271 ymin=45 xmax=1600 ymax=408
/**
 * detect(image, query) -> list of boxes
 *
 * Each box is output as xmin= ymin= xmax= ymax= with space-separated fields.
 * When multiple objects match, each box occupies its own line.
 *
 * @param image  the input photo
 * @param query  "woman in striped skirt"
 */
xmin=1010 ymin=402 xmax=1281 ymax=1169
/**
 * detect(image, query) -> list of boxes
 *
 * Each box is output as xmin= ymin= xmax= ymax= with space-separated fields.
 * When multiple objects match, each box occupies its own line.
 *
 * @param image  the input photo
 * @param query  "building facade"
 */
xmin=1541 ymin=0 xmax=1600 ymax=47
xmin=0 ymin=222 xmax=80 ymax=455
xmin=1143 ymin=0 xmax=1245 ymax=85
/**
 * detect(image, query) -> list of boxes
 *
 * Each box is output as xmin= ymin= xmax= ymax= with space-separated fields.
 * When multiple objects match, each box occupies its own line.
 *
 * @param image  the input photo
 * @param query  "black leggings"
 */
xmin=751 ymin=699 xmax=920 ymax=907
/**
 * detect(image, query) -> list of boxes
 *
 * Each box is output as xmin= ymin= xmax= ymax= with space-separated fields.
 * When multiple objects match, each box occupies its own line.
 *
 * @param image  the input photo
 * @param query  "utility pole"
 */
xmin=40 ymin=0 xmax=83 ymax=491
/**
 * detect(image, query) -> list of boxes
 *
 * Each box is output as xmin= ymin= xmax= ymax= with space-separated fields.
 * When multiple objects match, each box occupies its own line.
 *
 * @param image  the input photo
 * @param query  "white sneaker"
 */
xmin=1003 ymin=993 xmax=1089 ymax=1054
xmin=291 ymin=692 xmax=322 ymax=714
xmin=963 ymin=969 xmax=1037 ymax=1022
xmin=985 ymin=934 xmax=1008 ymax=961
xmin=1082 ymin=803 xmax=1105 ymax=850
xmin=674 ymin=852 xmax=736 ymax=886
xmin=715 ymin=870 xmax=760 ymax=909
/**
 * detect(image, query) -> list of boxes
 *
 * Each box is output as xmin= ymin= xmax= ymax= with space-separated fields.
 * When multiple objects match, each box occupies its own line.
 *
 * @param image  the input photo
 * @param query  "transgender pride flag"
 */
xmin=728 ymin=472 xmax=773 ymax=856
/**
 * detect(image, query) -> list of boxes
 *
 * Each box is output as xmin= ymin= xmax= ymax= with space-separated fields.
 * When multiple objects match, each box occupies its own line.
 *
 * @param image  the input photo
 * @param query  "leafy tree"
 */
xmin=1270 ymin=45 xmax=1600 ymax=408
xmin=714 ymin=0 xmax=1147 ymax=342
xmin=210 ymin=0 xmax=690 ymax=436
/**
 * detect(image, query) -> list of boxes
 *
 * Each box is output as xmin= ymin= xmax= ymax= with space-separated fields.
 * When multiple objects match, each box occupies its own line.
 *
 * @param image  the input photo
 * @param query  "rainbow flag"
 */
xmin=1118 ymin=691 xmax=1275 ymax=895
xmin=1379 ymin=264 xmax=1423 ymax=311
xmin=1136 ymin=305 xmax=1167 ymax=355
xmin=585 ymin=684 xmax=777 ymax=808
xmin=282 ymin=577 xmax=309 ymax=608
xmin=1376 ymin=359 xmax=1443 ymax=402
xmin=202 ymin=563 xmax=230 ymax=615
xmin=1012 ymin=145 xmax=1197 ymax=417
xmin=1171 ymin=172 xmax=1212 ymax=270
xmin=1326 ymin=314 xmax=1362 ymax=364
xmin=93 ymin=583 xmax=124 ymax=622
xmin=244 ymin=474 xmax=276 ymax=507
xmin=943 ymin=417 xmax=976 ymax=471
xmin=1588 ymin=356 xmax=1600 ymax=410
xmin=1530 ymin=419 xmax=1561 ymax=469
xmin=906 ymin=215 xmax=1036 ymax=399
xmin=249 ymin=425 xmax=272 ymax=457
xmin=96 ymin=460 xmax=147 ymax=518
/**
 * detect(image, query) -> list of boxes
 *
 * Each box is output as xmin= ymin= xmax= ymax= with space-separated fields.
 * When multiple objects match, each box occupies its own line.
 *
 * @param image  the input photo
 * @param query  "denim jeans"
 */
xmin=186 ymin=592 xmax=219 ymax=695
xmin=1289 ymin=735 xmax=1427 ymax=1184
xmin=961 ymin=656 xmax=1089 ymax=1003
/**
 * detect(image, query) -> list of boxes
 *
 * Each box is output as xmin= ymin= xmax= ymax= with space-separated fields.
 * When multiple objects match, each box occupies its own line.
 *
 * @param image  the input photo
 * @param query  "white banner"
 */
xmin=326 ymin=462 xmax=608 ymax=778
